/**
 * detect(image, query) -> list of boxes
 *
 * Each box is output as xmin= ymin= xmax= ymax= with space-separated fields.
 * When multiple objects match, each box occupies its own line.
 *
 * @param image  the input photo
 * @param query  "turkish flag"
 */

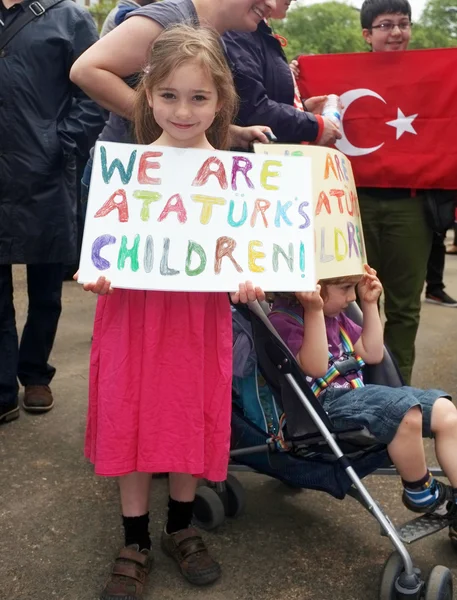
xmin=297 ymin=48 xmax=457 ymax=189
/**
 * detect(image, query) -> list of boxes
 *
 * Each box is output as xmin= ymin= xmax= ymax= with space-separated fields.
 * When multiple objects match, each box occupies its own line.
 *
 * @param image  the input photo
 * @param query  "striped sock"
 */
xmin=402 ymin=471 xmax=439 ymax=509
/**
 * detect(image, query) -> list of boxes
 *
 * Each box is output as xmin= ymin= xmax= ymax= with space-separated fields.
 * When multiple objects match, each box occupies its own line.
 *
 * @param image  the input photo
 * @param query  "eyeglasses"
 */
xmin=371 ymin=22 xmax=413 ymax=32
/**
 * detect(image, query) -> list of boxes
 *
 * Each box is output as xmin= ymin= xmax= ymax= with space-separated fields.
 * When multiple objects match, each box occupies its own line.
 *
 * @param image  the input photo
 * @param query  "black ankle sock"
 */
xmin=122 ymin=513 xmax=151 ymax=551
xmin=166 ymin=497 xmax=194 ymax=534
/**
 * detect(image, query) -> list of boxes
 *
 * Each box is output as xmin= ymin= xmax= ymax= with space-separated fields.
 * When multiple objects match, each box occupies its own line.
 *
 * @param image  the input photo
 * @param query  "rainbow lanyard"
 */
xmin=269 ymin=308 xmax=365 ymax=397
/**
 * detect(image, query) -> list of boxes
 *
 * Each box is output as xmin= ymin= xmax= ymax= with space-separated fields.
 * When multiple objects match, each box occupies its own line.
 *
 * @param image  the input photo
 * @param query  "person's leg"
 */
xmin=425 ymin=232 xmax=445 ymax=296
xmin=162 ymin=473 xmax=221 ymax=585
xmin=119 ymin=472 xmax=153 ymax=549
xmin=380 ymin=195 xmax=432 ymax=384
xmin=0 ymin=265 xmax=20 ymax=423
xmin=100 ymin=473 xmax=153 ymax=600
xmin=18 ymin=263 xmax=64 ymax=411
xmin=425 ymin=232 xmax=457 ymax=306
xmin=387 ymin=406 xmax=427 ymax=480
xmin=324 ymin=386 xmax=446 ymax=512
xmin=429 ymin=398 xmax=457 ymax=487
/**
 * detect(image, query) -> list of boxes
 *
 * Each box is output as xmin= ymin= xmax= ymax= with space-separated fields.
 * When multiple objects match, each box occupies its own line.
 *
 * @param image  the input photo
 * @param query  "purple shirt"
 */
xmin=269 ymin=298 xmax=362 ymax=390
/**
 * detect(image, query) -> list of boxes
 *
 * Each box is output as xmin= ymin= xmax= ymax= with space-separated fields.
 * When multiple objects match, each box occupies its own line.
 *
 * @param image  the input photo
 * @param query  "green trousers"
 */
xmin=358 ymin=192 xmax=432 ymax=385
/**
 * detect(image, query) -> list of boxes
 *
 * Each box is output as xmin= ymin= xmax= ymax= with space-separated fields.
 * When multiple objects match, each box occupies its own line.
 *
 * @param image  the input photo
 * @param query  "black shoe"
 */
xmin=402 ymin=480 xmax=455 ymax=515
xmin=425 ymin=290 xmax=457 ymax=307
xmin=0 ymin=402 xmax=19 ymax=425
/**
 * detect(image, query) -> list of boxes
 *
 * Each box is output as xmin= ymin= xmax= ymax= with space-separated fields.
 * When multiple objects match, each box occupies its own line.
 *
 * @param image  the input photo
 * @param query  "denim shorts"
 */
xmin=321 ymin=385 xmax=451 ymax=444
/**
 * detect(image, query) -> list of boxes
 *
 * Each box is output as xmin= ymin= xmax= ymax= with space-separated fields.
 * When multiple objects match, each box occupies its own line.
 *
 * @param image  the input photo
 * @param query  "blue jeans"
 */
xmin=321 ymin=384 xmax=450 ymax=445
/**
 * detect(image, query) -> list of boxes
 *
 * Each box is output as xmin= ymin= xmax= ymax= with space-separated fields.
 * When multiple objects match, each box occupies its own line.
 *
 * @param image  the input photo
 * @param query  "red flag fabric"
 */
xmin=297 ymin=48 xmax=457 ymax=190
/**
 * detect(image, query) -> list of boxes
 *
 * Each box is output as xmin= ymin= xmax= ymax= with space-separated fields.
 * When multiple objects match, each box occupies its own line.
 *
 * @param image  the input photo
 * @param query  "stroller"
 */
xmin=193 ymin=301 xmax=454 ymax=600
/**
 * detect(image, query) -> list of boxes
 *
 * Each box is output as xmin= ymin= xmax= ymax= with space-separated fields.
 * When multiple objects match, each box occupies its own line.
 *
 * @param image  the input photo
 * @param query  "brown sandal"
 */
xmin=161 ymin=526 xmax=221 ymax=586
xmin=100 ymin=545 xmax=153 ymax=600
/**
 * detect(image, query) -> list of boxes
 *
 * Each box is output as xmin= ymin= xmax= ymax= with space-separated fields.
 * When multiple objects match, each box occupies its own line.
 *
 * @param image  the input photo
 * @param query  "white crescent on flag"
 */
xmin=335 ymin=88 xmax=386 ymax=157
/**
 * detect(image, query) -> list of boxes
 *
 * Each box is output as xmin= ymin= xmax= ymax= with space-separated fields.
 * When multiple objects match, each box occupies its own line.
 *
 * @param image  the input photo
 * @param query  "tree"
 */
xmin=89 ymin=0 xmax=118 ymax=32
xmin=271 ymin=2 xmax=367 ymax=60
xmin=421 ymin=0 xmax=457 ymax=41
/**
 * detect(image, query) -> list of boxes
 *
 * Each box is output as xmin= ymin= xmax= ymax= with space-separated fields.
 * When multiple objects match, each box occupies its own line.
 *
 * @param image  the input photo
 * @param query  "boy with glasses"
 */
xmin=358 ymin=0 xmax=435 ymax=385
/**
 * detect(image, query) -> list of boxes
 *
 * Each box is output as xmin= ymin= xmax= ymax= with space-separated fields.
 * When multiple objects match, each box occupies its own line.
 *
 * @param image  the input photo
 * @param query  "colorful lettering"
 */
xmin=329 ymin=189 xmax=345 ymax=214
xmin=185 ymin=241 xmax=207 ymax=276
xmin=298 ymin=201 xmax=311 ymax=229
xmin=137 ymin=151 xmax=162 ymax=185
xmin=272 ymin=243 xmax=294 ymax=273
xmin=192 ymin=194 xmax=226 ymax=225
xmin=299 ymin=241 xmax=305 ymax=278
xmin=158 ymin=193 xmax=187 ymax=223
xmin=320 ymin=228 xmax=334 ymax=263
xmin=160 ymin=238 xmax=179 ymax=276
xmin=227 ymin=200 xmax=248 ymax=227
xmin=144 ymin=235 xmax=154 ymax=273
xmin=316 ymin=191 xmax=331 ymax=216
xmin=214 ymin=237 xmax=243 ymax=274
xmin=231 ymin=156 xmax=254 ymax=191
xmin=248 ymin=241 xmax=265 ymax=273
xmin=91 ymin=234 xmax=116 ymax=270
xmin=192 ymin=157 xmax=228 ymax=189
xmin=250 ymin=199 xmax=271 ymax=228
xmin=117 ymin=235 xmax=140 ymax=271
xmin=260 ymin=160 xmax=282 ymax=191
xmin=323 ymin=153 xmax=338 ymax=181
xmin=133 ymin=190 xmax=161 ymax=222
xmin=334 ymin=154 xmax=345 ymax=182
xmin=274 ymin=201 xmax=292 ymax=228
xmin=334 ymin=228 xmax=348 ymax=262
xmin=95 ymin=189 xmax=129 ymax=222
xmin=100 ymin=146 xmax=136 ymax=185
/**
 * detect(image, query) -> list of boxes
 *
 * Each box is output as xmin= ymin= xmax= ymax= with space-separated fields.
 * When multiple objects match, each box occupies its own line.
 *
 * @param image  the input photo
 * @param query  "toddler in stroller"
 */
xmin=196 ymin=264 xmax=456 ymax=599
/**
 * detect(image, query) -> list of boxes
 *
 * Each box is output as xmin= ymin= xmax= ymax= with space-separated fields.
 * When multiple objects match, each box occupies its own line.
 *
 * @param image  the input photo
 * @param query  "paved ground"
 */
xmin=1 ymin=256 xmax=457 ymax=600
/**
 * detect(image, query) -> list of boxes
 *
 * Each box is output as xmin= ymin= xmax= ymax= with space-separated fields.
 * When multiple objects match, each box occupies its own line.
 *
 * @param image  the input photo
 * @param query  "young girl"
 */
xmin=269 ymin=264 xmax=457 ymax=548
xmin=81 ymin=26 xmax=264 ymax=600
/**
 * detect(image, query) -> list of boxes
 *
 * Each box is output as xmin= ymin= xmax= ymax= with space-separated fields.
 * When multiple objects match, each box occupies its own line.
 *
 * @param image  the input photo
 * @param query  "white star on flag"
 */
xmin=386 ymin=108 xmax=418 ymax=140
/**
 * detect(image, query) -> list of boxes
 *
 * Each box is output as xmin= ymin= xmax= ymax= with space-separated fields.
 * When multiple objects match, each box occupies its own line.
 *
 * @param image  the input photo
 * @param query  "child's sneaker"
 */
xmin=402 ymin=480 xmax=454 ymax=516
xmin=161 ymin=526 xmax=221 ymax=585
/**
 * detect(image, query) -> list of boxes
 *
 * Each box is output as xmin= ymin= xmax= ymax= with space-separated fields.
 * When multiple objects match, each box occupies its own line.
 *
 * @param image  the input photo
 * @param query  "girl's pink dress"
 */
xmin=85 ymin=289 xmax=233 ymax=482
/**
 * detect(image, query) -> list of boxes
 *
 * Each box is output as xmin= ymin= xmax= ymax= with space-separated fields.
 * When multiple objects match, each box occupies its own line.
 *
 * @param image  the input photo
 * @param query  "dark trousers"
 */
xmin=426 ymin=232 xmax=446 ymax=295
xmin=0 ymin=264 xmax=64 ymax=406
xmin=358 ymin=193 xmax=432 ymax=385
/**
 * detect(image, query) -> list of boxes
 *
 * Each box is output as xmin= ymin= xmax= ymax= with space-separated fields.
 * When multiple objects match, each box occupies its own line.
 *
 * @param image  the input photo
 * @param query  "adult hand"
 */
xmin=295 ymin=285 xmax=324 ymax=312
xmin=303 ymin=95 xmax=328 ymax=115
xmin=289 ymin=59 xmax=300 ymax=79
xmin=73 ymin=271 xmax=114 ymax=295
xmin=315 ymin=117 xmax=342 ymax=147
xmin=230 ymin=280 xmax=265 ymax=304
xmin=229 ymin=124 xmax=274 ymax=149
xmin=357 ymin=264 xmax=382 ymax=304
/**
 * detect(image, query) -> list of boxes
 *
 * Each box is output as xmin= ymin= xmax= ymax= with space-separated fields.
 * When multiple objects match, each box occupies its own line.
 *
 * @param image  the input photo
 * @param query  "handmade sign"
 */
xmin=254 ymin=144 xmax=366 ymax=280
xmin=78 ymin=142 xmax=316 ymax=292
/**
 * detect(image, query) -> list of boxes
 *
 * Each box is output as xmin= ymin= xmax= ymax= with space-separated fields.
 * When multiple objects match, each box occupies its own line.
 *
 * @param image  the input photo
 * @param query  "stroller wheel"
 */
xmin=193 ymin=486 xmax=225 ymax=531
xmin=424 ymin=566 xmax=453 ymax=600
xmin=379 ymin=552 xmax=404 ymax=600
xmin=224 ymin=474 xmax=246 ymax=518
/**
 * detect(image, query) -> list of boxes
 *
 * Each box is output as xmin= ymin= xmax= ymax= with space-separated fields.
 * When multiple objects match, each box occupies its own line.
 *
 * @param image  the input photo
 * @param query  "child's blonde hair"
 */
xmin=133 ymin=24 xmax=239 ymax=150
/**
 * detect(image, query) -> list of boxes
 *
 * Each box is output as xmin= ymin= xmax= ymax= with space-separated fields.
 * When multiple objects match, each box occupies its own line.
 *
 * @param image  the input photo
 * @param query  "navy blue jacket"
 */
xmin=223 ymin=21 xmax=319 ymax=143
xmin=0 ymin=0 xmax=106 ymax=264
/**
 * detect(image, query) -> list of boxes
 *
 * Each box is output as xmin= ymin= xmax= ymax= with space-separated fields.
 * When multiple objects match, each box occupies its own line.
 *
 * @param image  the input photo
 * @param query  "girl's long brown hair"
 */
xmin=133 ymin=24 xmax=239 ymax=150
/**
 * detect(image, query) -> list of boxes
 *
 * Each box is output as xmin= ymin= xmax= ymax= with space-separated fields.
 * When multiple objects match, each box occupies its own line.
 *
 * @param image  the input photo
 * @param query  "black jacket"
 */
xmin=223 ymin=21 xmax=319 ymax=143
xmin=0 ymin=0 xmax=106 ymax=264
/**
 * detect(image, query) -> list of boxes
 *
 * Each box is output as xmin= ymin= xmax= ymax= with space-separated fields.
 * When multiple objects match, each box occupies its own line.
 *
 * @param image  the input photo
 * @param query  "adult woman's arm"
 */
xmin=70 ymin=16 xmax=164 ymax=118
